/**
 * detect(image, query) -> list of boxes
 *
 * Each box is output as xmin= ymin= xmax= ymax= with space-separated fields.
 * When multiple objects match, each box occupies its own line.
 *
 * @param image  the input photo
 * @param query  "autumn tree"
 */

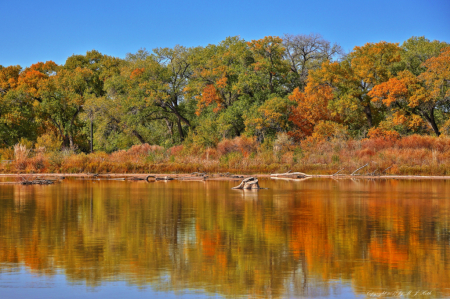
xmin=398 ymin=36 xmax=449 ymax=76
xmin=288 ymin=83 xmax=340 ymax=140
xmin=0 ymin=62 xmax=58 ymax=146
xmin=310 ymin=42 xmax=402 ymax=131
xmin=370 ymin=47 xmax=450 ymax=136
xmin=244 ymin=96 xmax=293 ymax=141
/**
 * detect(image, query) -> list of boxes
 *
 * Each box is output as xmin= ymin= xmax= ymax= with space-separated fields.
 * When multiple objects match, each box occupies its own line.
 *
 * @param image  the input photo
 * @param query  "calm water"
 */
xmin=0 ymin=178 xmax=449 ymax=299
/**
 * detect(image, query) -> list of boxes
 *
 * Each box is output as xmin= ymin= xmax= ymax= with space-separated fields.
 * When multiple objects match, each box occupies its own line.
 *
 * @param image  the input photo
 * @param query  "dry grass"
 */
xmin=2 ymin=135 xmax=450 ymax=175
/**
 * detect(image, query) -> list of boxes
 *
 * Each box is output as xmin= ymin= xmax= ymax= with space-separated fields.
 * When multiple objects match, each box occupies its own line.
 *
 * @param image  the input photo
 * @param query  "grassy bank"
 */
xmin=1 ymin=135 xmax=450 ymax=176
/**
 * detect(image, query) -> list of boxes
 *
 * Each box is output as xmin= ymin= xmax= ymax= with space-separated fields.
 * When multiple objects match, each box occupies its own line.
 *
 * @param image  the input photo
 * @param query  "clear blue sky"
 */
xmin=1 ymin=0 xmax=449 ymax=67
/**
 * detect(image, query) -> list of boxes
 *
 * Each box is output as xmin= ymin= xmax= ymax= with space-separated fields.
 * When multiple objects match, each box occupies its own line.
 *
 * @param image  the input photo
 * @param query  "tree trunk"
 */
xmin=363 ymin=103 xmax=373 ymax=128
xmin=422 ymin=108 xmax=440 ymax=136
xmin=62 ymin=135 xmax=70 ymax=149
xmin=90 ymin=119 xmax=94 ymax=153
xmin=69 ymin=134 xmax=74 ymax=149
xmin=176 ymin=119 xmax=184 ymax=141
xmin=132 ymin=130 xmax=146 ymax=144
xmin=164 ymin=118 xmax=174 ymax=142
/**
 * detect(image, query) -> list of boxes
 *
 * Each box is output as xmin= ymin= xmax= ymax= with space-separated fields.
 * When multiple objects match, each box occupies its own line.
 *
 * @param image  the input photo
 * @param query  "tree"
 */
xmin=283 ymin=33 xmax=343 ymax=91
xmin=127 ymin=46 xmax=193 ymax=141
xmin=0 ymin=62 xmax=58 ymax=146
xmin=246 ymin=36 xmax=289 ymax=95
xmin=188 ymin=36 xmax=252 ymax=115
xmin=288 ymin=84 xmax=339 ymax=140
xmin=398 ymin=36 xmax=448 ymax=76
xmin=38 ymin=67 xmax=94 ymax=148
xmin=310 ymin=41 xmax=402 ymax=130
xmin=370 ymin=47 xmax=450 ymax=136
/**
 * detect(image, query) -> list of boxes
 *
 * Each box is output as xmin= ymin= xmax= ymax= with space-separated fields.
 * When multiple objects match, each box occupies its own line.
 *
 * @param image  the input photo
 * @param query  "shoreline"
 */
xmin=1 ymin=173 xmax=450 ymax=184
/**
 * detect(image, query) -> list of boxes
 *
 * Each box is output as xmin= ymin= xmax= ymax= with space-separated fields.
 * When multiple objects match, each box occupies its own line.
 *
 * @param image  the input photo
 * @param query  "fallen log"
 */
xmin=177 ymin=176 xmax=208 ymax=181
xmin=270 ymin=170 xmax=309 ymax=178
xmin=155 ymin=176 xmax=174 ymax=181
xmin=190 ymin=172 xmax=207 ymax=176
xmin=20 ymin=179 xmax=54 ymax=185
xmin=126 ymin=177 xmax=146 ymax=181
xmin=232 ymin=177 xmax=261 ymax=190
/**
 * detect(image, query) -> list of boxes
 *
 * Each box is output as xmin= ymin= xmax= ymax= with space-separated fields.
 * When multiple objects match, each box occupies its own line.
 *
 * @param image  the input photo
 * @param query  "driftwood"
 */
xmin=190 ymin=172 xmax=207 ymax=176
xmin=177 ymin=176 xmax=208 ymax=181
xmin=270 ymin=170 xmax=309 ymax=178
xmin=381 ymin=166 xmax=393 ymax=175
xmin=126 ymin=177 xmax=146 ymax=181
xmin=333 ymin=168 xmax=344 ymax=176
xmin=351 ymin=163 xmax=369 ymax=176
xmin=271 ymin=176 xmax=311 ymax=182
xmin=155 ymin=176 xmax=174 ymax=181
xmin=20 ymin=177 xmax=55 ymax=185
xmin=232 ymin=177 xmax=261 ymax=190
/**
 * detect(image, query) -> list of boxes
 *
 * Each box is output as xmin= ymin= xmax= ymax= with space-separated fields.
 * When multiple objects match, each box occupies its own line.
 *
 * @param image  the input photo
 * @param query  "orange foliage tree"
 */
xmin=310 ymin=42 xmax=401 ymax=129
xmin=369 ymin=47 xmax=450 ymax=136
xmin=288 ymin=83 xmax=339 ymax=140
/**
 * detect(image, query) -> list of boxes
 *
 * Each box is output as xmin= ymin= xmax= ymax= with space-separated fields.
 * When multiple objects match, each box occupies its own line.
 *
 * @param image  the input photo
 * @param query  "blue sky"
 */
xmin=1 ymin=0 xmax=449 ymax=67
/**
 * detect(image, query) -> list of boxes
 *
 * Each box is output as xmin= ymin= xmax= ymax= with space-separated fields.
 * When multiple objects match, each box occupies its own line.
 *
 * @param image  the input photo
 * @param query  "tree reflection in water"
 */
xmin=0 ymin=179 xmax=449 ymax=298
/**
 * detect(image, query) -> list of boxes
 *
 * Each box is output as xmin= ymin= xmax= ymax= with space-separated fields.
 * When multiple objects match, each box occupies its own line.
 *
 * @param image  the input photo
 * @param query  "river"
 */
xmin=0 ymin=178 xmax=449 ymax=298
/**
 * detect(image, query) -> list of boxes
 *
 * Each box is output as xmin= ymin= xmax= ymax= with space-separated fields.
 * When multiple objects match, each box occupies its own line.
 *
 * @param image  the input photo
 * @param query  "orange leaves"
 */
xmin=216 ymin=76 xmax=227 ymax=89
xmin=28 ymin=61 xmax=58 ymax=74
xmin=350 ymin=41 xmax=401 ymax=85
xmin=419 ymin=46 xmax=450 ymax=101
xmin=369 ymin=76 xmax=409 ymax=107
xmin=367 ymin=127 xmax=400 ymax=140
xmin=247 ymin=36 xmax=284 ymax=53
xmin=288 ymin=85 xmax=338 ymax=140
xmin=11 ymin=61 xmax=59 ymax=100
xmin=196 ymin=84 xmax=222 ymax=115
xmin=369 ymin=47 xmax=449 ymax=136
xmin=0 ymin=65 xmax=21 ymax=93
xmin=130 ymin=68 xmax=145 ymax=79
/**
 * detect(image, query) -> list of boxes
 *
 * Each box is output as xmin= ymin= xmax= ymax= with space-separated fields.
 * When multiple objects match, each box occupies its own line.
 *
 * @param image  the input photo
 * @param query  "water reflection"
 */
xmin=0 ymin=179 xmax=449 ymax=298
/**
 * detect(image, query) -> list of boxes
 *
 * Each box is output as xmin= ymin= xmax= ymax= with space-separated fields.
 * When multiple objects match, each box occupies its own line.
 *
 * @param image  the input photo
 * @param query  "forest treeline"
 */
xmin=0 ymin=35 xmax=449 ymax=174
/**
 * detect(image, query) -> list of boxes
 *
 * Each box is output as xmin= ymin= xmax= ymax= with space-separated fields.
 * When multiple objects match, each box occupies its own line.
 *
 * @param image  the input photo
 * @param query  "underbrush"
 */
xmin=1 ymin=135 xmax=450 ymax=175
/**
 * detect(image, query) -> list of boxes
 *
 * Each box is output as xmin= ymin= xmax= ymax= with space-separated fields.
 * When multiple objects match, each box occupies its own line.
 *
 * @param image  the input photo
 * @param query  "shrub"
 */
xmin=35 ymin=133 xmax=62 ymax=152
xmin=217 ymin=136 xmax=258 ymax=157
xmin=14 ymin=144 xmax=30 ymax=171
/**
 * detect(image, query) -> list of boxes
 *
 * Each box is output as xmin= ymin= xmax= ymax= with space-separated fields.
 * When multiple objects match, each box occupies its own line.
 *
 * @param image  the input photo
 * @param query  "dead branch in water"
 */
xmin=232 ymin=177 xmax=262 ymax=190
xmin=177 ymin=176 xmax=208 ymax=181
xmin=19 ymin=176 xmax=55 ymax=185
xmin=155 ymin=176 xmax=174 ymax=181
xmin=351 ymin=163 xmax=369 ymax=176
xmin=190 ymin=172 xmax=207 ymax=176
xmin=381 ymin=166 xmax=393 ymax=175
xmin=270 ymin=170 xmax=310 ymax=178
xmin=333 ymin=168 xmax=344 ymax=176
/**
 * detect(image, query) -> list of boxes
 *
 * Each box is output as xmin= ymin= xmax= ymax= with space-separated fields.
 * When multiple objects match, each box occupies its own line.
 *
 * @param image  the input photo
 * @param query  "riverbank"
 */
xmin=2 ymin=135 xmax=450 ymax=177
xmin=1 ymin=172 xmax=450 ymax=185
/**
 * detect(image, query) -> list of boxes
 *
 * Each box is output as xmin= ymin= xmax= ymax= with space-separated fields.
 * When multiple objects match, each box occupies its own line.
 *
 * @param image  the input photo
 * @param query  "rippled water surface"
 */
xmin=0 ymin=178 xmax=449 ymax=298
